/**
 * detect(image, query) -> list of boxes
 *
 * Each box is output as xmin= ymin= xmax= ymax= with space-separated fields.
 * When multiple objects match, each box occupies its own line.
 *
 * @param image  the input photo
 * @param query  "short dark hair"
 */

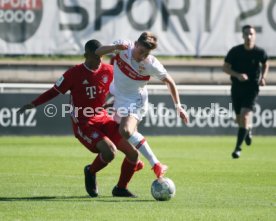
xmin=85 ymin=39 xmax=102 ymax=53
xmin=137 ymin=32 xmax=157 ymax=50
xmin=242 ymin=25 xmax=255 ymax=33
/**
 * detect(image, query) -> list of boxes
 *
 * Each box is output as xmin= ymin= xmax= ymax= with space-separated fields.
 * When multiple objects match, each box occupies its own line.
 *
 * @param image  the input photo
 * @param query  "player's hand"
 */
xmin=237 ymin=73 xmax=248 ymax=82
xmin=259 ymin=77 xmax=266 ymax=86
xmin=17 ymin=103 xmax=35 ymax=115
xmin=176 ymin=106 xmax=189 ymax=124
xmin=103 ymin=95 xmax=115 ymax=109
xmin=115 ymin=44 xmax=128 ymax=51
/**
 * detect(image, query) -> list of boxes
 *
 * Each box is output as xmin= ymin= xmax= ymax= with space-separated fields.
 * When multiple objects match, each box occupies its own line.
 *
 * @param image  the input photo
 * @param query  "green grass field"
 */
xmin=0 ymin=136 xmax=275 ymax=221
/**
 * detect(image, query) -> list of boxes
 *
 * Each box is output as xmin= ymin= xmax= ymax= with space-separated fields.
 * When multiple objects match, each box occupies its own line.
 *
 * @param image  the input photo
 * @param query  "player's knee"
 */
xmin=132 ymin=151 xmax=139 ymax=162
xmin=109 ymin=144 xmax=117 ymax=160
xmin=119 ymin=126 xmax=133 ymax=139
xmin=103 ymin=146 xmax=117 ymax=162
xmin=97 ymin=139 xmax=117 ymax=162
xmin=126 ymin=149 xmax=139 ymax=162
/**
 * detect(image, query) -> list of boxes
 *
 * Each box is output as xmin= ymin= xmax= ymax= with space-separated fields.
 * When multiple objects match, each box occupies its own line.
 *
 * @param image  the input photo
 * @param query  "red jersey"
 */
xmin=54 ymin=63 xmax=113 ymax=123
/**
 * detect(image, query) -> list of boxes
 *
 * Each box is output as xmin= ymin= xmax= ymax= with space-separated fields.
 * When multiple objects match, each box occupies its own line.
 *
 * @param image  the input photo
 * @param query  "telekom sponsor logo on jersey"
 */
xmin=0 ymin=0 xmax=43 ymax=42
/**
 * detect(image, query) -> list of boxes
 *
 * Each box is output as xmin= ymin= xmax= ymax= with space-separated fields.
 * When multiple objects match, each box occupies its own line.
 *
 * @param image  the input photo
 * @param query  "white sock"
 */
xmin=128 ymin=132 xmax=159 ymax=167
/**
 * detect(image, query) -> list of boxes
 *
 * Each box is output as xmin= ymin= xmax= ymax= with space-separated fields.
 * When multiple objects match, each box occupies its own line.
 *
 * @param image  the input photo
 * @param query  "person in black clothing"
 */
xmin=223 ymin=25 xmax=269 ymax=159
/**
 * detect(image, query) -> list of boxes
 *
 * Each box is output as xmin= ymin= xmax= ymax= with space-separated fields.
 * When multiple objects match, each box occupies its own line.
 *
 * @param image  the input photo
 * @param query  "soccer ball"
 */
xmin=151 ymin=177 xmax=176 ymax=201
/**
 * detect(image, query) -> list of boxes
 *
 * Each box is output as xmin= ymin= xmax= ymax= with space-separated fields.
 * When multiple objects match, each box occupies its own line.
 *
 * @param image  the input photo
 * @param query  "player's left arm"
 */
xmin=103 ymin=93 xmax=115 ymax=109
xmin=260 ymin=61 xmax=269 ymax=86
xmin=162 ymin=75 xmax=189 ymax=124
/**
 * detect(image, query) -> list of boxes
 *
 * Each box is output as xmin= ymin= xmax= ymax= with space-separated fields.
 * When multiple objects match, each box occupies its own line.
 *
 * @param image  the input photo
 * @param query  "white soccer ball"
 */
xmin=151 ymin=177 xmax=176 ymax=201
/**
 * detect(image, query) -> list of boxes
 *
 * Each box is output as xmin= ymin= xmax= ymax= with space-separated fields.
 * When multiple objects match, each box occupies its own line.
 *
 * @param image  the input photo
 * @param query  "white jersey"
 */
xmin=110 ymin=39 xmax=168 ymax=99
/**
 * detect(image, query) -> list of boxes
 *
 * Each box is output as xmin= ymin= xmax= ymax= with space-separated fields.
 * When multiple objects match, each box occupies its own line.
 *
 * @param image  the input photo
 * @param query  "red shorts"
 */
xmin=71 ymin=115 xmax=122 ymax=153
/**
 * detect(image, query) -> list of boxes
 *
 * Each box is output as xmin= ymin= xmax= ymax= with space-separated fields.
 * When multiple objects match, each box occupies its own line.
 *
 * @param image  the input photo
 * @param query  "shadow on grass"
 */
xmin=0 ymin=195 xmax=154 ymax=202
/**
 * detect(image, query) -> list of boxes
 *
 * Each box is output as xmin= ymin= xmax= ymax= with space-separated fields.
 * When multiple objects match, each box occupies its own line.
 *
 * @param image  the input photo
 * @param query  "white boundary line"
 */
xmin=1 ymin=83 xmax=276 ymax=95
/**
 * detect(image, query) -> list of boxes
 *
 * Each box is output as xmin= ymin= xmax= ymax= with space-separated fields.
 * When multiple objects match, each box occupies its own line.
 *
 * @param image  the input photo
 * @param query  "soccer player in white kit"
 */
xmin=96 ymin=32 xmax=189 ymax=177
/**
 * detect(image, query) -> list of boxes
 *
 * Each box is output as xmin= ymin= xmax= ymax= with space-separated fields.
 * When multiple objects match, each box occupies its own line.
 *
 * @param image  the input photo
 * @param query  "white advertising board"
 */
xmin=0 ymin=0 xmax=275 ymax=56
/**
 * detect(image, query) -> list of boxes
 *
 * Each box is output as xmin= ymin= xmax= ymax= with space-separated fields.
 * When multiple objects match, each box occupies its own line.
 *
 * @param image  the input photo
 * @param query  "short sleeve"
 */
xmin=112 ymin=39 xmax=132 ymax=54
xmin=148 ymin=56 xmax=168 ymax=80
xmin=260 ymin=49 xmax=268 ymax=64
xmin=224 ymin=47 xmax=235 ymax=65
xmin=54 ymin=68 xmax=74 ymax=94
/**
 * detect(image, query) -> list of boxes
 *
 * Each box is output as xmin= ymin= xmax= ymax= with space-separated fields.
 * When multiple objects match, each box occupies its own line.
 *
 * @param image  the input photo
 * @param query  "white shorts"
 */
xmin=113 ymin=90 xmax=148 ymax=123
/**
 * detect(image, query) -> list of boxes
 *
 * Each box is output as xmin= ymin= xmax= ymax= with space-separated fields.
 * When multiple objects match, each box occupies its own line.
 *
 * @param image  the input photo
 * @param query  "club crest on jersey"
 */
xmin=82 ymin=79 xmax=89 ymax=85
xmin=138 ymin=65 xmax=145 ymax=72
xmin=91 ymin=132 xmax=99 ymax=139
xmin=55 ymin=76 xmax=64 ymax=87
xmin=102 ymin=75 xmax=108 ymax=83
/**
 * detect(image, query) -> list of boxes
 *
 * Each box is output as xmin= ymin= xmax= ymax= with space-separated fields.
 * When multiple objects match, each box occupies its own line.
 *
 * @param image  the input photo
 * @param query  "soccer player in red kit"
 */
xmin=18 ymin=40 xmax=144 ymax=198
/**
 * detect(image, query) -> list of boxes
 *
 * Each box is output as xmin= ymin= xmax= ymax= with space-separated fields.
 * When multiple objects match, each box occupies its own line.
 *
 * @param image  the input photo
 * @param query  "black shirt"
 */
xmin=224 ymin=44 xmax=268 ymax=86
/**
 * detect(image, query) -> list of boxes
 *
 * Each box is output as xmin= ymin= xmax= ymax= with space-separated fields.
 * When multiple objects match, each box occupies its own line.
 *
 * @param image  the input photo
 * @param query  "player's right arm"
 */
xmin=18 ymin=68 xmax=74 ymax=114
xmin=17 ymin=87 xmax=60 ymax=114
xmin=223 ymin=62 xmax=248 ymax=81
xmin=223 ymin=47 xmax=248 ymax=82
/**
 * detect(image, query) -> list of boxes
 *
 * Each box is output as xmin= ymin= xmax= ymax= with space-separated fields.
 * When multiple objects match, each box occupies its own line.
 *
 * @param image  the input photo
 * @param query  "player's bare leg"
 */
xmin=117 ymin=138 xmax=144 ymax=172
xmin=120 ymin=116 xmax=168 ymax=177
xmin=244 ymin=111 xmax=253 ymax=146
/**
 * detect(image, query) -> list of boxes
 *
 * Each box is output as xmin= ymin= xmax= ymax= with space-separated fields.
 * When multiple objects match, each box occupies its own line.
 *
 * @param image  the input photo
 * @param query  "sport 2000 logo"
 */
xmin=0 ymin=0 xmax=43 ymax=42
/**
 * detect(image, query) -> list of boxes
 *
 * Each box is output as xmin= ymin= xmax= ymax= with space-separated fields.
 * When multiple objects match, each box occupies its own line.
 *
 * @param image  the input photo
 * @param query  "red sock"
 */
xmin=89 ymin=154 xmax=108 ymax=175
xmin=117 ymin=157 xmax=137 ymax=189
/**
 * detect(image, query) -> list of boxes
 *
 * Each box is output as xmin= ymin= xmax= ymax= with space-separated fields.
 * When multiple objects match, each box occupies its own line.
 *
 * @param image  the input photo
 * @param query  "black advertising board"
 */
xmin=0 ymin=94 xmax=275 ymax=135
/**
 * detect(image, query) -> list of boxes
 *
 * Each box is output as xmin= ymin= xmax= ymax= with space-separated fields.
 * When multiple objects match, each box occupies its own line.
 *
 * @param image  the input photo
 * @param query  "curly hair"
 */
xmin=85 ymin=39 xmax=102 ymax=53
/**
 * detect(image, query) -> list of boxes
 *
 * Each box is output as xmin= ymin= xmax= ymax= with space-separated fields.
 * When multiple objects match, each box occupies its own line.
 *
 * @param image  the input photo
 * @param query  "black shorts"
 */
xmin=231 ymin=83 xmax=259 ymax=115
